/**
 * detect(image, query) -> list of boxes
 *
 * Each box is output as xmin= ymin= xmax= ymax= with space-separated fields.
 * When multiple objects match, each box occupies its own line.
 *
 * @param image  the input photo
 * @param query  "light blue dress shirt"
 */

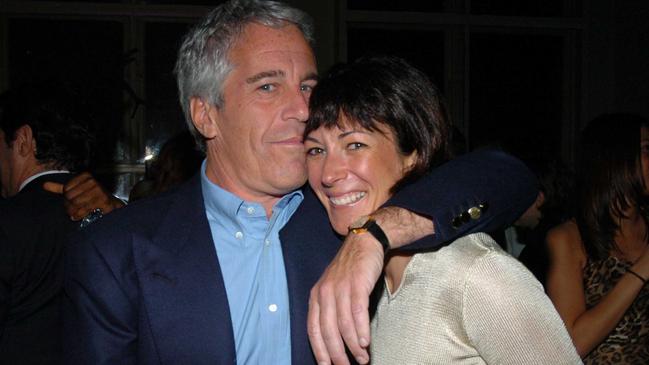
xmin=200 ymin=162 xmax=303 ymax=365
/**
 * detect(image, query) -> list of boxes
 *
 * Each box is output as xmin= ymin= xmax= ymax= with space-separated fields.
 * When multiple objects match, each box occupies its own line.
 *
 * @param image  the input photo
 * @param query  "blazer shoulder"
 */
xmin=73 ymin=177 xmax=201 ymax=251
xmin=0 ymin=181 xmax=73 ymax=237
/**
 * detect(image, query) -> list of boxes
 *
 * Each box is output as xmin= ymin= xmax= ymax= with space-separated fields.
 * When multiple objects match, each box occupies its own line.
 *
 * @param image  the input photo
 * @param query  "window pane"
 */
xmin=35 ymin=0 xmax=124 ymax=2
xmin=144 ymin=22 xmax=194 ymax=159
xmin=8 ymin=18 xmax=127 ymax=164
xmin=347 ymin=27 xmax=445 ymax=92
xmin=470 ymin=0 xmax=582 ymax=17
xmin=347 ymin=0 xmax=446 ymax=12
xmin=469 ymin=32 xmax=563 ymax=161
xmin=143 ymin=0 xmax=224 ymax=5
xmin=34 ymin=0 xmax=218 ymax=3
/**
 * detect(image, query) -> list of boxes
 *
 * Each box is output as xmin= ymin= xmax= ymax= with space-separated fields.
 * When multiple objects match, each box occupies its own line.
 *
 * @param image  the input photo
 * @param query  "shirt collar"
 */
xmin=19 ymin=170 xmax=70 ymax=192
xmin=199 ymin=160 xmax=303 ymax=220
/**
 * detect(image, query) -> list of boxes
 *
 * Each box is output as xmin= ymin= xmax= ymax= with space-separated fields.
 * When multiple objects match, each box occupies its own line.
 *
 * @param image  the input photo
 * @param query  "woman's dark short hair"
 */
xmin=575 ymin=113 xmax=649 ymax=260
xmin=306 ymin=56 xmax=451 ymax=192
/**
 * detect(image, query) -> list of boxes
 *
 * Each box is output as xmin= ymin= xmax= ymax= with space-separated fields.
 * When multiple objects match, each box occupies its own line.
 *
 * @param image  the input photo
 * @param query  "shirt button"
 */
xmin=268 ymin=304 xmax=278 ymax=312
xmin=265 ymin=239 xmax=270 ymax=246
xmin=246 ymin=207 xmax=255 ymax=215
xmin=235 ymin=231 xmax=243 ymax=239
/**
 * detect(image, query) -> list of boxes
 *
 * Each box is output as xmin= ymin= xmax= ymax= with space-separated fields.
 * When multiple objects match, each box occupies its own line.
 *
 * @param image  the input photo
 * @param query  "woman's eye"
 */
xmin=306 ymin=147 xmax=324 ymax=156
xmin=348 ymin=142 xmax=367 ymax=150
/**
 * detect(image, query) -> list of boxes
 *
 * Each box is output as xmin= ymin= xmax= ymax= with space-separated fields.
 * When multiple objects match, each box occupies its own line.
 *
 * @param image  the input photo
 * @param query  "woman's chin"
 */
xmin=332 ymin=223 xmax=349 ymax=236
xmin=328 ymin=216 xmax=352 ymax=236
xmin=329 ymin=210 xmax=374 ymax=236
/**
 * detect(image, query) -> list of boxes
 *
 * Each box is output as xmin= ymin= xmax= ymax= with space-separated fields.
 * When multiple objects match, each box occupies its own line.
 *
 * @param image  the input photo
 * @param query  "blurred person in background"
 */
xmin=129 ymin=130 xmax=204 ymax=202
xmin=546 ymin=113 xmax=649 ymax=363
xmin=516 ymin=159 xmax=574 ymax=287
xmin=0 ymin=81 xmax=93 ymax=364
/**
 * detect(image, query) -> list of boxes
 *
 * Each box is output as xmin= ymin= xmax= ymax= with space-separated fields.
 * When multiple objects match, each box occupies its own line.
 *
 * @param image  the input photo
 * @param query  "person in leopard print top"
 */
xmin=546 ymin=114 xmax=649 ymax=364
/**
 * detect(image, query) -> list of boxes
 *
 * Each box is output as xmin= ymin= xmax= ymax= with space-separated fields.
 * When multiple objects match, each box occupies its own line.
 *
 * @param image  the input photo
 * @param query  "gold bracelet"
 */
xmin=627 ymin=268 xmax=647 ymax=285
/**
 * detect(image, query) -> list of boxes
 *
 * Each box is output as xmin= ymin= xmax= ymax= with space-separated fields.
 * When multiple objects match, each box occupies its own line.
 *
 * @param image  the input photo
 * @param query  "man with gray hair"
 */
xmin=63 ymin=0 xmax=536 ymax=364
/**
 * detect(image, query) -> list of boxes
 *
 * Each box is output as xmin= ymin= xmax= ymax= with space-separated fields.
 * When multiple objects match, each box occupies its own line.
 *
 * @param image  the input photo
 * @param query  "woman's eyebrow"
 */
xmin=338 ymin=130 xmax=369 ymax=139
xmin=302 ymin=72 xmax=318 ymax=82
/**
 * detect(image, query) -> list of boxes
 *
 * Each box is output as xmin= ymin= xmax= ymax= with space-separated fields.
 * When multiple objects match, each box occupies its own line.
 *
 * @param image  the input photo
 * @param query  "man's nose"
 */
xmin=282 ymin=87 xmax=309 ymax=122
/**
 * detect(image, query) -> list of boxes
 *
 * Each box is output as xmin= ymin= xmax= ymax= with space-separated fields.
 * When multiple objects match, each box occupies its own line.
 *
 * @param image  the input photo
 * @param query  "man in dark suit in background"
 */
xmin=0 ymin=82 xmax=93 ymax=364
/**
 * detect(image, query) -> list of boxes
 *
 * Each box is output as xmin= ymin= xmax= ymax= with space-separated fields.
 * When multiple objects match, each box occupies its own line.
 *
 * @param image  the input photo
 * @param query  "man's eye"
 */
xmin=300 ymin=84 xmax=314 ymax=92
xmin=259 ymin=84 xmax=276 ymax=92
xmin=306 ymin=147 xmax=324 ymax=156
xmin=348 ymin=142 xmax=366 ymax=150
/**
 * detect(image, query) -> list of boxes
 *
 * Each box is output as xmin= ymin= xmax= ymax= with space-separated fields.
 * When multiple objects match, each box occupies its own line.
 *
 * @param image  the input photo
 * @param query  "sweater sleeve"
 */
xmin=462 ymin=245 xmax=582 ymax=365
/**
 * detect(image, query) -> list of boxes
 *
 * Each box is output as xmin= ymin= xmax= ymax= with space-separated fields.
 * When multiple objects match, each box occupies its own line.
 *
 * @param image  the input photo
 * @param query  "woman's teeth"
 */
xmin=329 ymin=192 xmax=366 ymax=206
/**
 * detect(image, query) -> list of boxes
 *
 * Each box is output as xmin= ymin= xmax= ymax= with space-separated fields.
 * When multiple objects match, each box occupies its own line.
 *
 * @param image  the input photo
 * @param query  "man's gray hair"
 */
xmin=174 ymin=0 xmax=315 ymax=151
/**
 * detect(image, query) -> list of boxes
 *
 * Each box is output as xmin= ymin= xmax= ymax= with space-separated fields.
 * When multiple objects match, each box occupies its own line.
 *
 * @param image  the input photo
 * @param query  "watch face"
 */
xmin=349 ymin=215 xmax=370 ymax=230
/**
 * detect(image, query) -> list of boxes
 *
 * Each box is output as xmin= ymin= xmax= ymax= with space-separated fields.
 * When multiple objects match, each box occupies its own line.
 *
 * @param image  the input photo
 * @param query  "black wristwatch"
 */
xmin=348 ymin=215 xmax=391 ymax=253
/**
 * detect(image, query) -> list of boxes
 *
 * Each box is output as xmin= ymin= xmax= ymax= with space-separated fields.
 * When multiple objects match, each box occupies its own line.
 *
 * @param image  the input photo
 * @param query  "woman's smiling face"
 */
xmin=305 ymin=116 xmax=416 ymax=235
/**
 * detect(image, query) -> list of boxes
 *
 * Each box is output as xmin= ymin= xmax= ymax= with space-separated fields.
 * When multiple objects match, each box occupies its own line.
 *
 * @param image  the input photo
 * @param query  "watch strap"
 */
xmin=350 ymin=216 xmax=390 ymax=253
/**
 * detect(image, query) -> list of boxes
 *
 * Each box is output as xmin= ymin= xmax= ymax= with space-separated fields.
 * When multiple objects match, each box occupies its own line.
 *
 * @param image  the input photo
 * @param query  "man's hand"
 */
xmin=308 ymin=232 xmax=382 ymax=365
xmin=307 ymin=207 xmax=435 ymax=364
xmin=43 ymin=172 xmax=125 ymax=220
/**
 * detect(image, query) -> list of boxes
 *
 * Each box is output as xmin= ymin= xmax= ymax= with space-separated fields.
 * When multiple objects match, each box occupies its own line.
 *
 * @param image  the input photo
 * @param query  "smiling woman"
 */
xmin=305 ymin=56 xmax=450 ymax=235
xmin=304 ymin=56 xmax=582 ymax=364
xmin=305 ymin=117 xmax=418 ymax=234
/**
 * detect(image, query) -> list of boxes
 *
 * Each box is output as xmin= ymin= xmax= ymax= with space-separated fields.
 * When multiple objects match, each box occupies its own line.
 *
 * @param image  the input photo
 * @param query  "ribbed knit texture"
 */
xmin=370 ymin=233 xmax=582 ymax=364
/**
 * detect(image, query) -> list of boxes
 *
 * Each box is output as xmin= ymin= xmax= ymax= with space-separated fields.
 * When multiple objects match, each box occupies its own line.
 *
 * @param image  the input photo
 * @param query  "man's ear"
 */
xmin=13 ymin=125 xmax=36 ymax=158
xmin=189 ymin=97 xmax=219 ymax=139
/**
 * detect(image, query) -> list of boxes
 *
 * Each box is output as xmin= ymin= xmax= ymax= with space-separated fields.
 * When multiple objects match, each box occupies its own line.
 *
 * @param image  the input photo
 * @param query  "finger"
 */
xmin=345 ymin=233 xmax=384 ymax=350
xmin=308 ymin=287 xmax=331 ymax=365
xmin=66 ymin=184 xmax=98 ymax=207
xmin=335 ymin=289 xmax=368 ymax=364
xmin=63 ymin=172 xmax=92 ymax=192
xmin=61 ymin=173 xmax=92 ymax=199
xmin=42 ymin=182 xmax=64 ymax=195
xmin=351 ymin=289 xmax=371 ymax=350
xmin=63 ymin=176 xmax=98 ymax=201
xmin=67 ymin=203 xmax=92 ymax=221
xmin=318 ymin=282 xmax=350 ymax=365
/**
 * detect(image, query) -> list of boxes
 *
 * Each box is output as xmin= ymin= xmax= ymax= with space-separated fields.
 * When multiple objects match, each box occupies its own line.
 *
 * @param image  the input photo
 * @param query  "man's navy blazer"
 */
xmin=63 ymin=150 xmax=537 ymax=364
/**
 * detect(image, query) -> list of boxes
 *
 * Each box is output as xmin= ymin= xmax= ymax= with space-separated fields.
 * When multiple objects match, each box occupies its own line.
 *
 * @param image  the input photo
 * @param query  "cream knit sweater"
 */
xmin=370 ymin=233 xmax=582 ymax=365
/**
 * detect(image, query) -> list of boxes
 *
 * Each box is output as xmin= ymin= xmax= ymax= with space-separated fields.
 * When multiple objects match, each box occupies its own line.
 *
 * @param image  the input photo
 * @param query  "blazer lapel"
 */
xmin=133 ymin=176 xmax=236 ymax=364
xmin=281 ymin=187 xmax=342 ymax=364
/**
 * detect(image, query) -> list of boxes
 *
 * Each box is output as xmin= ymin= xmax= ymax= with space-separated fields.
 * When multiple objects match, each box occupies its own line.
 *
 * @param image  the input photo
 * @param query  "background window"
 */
xmin=346 ymin=27 xmax=445 ymax=92
xmin=469 ymin=32 xmax=564 ymax=162
xmin=9 ymin=18 xmax=127 ymax=165
xmin=144 ymin=22 xmax=193 ymax=159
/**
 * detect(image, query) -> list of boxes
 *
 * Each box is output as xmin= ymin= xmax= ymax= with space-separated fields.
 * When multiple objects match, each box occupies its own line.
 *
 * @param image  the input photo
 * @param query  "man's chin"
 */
xmin=270 ymin=174 xmax=307 ymax=195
